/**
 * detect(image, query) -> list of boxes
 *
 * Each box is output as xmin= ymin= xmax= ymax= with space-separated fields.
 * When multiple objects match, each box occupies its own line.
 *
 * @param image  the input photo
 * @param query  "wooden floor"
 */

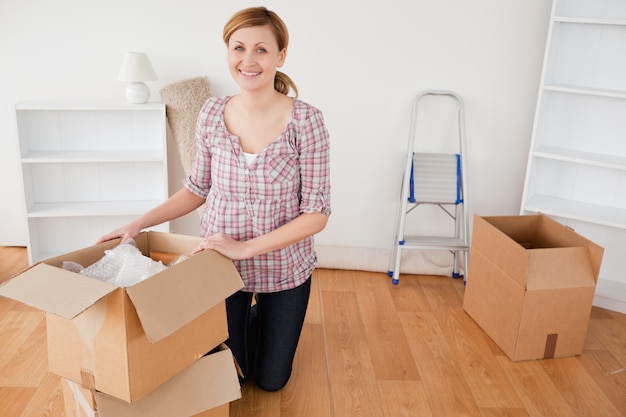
xmin=1 ymin=246 xmax=625 ymax=417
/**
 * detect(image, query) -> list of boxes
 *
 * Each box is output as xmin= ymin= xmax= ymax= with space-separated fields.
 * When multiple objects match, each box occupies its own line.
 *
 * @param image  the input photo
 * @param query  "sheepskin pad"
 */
xmin=159 ymin=76 xmax=213 ymax=176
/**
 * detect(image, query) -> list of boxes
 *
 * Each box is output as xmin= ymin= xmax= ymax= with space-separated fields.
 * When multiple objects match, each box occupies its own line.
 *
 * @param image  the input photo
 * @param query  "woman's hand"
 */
xmin=95 ymin=222 xmax=142 ymax=244
xmin=193 ymin=212 xmax=328 ymax=260
xmin=192 ymin=233 xmax=253 ymax=260
xmin=95 ymin=189 xmax=206 ymax=245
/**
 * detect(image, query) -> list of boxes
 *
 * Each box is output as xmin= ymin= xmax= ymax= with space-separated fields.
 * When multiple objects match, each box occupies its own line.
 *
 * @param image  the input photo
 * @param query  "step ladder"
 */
xmin=388 ymin=90 xmax=469 ymax=285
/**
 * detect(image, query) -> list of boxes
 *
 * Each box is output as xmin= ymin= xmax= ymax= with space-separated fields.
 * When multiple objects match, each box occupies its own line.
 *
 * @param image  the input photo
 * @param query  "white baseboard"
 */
xmin=315 ymin=245 xmax=626 ymax=314
xmin=315 ymin=245 xmax=458 ymax=277
xmin=594 ymin=279 xmax=626 ymax=314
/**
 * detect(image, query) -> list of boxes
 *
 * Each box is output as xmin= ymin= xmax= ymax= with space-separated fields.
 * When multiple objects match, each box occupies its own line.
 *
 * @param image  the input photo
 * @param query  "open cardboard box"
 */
xmin=0 ymin=231 xmax=244 ymax=402
xmin=62 ymin=345 xmax=242 ymax=417
xmin=463 ymin=214 xmax=603 ymax=361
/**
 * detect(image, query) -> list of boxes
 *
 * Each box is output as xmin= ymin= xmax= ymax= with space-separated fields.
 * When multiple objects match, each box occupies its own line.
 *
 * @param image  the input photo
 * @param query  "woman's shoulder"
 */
xmin=292 ymin=99 xmax=324 ymax=124
xmin=198 ymin=96 xmax=232 ymax=125
xmin=196 ymin=97 xmax=232 ymax=134
xmin=201 ymin=96 xmax=230 ymax=112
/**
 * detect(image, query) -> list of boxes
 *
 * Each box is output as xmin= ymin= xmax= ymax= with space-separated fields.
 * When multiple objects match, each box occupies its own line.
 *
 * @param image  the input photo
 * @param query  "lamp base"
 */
xmin=125 ymin=82 xmax=150 ymax=104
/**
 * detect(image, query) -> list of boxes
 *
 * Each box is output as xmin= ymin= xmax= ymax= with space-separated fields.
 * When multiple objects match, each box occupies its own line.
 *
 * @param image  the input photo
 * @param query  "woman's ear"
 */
xmin=277 ymin=48 xmax=287 ymax=68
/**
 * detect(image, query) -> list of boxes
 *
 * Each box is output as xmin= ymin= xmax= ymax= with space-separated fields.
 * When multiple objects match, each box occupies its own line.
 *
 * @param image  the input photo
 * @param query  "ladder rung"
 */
xmin=400 ymin=236 xmax=468 ymax=250
xmin=410 ymin=153 xmax=461 ymax=203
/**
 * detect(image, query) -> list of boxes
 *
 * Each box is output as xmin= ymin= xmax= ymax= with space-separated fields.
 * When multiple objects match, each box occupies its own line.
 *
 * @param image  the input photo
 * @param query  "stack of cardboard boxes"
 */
xmin=0 ymin=231 xmax=244 ymax=417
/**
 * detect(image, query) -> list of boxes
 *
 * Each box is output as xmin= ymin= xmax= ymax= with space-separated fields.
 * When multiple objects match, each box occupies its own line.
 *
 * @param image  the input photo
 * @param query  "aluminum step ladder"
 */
xmin=388 ymin=90 xmax=469 ymax=285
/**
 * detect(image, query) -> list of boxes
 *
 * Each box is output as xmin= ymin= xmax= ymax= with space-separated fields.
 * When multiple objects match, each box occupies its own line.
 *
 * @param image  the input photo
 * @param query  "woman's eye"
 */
xmin=256 ymin=48 xmax=267 ymax=54
xmin=234 ymin=46 xmax=244 ymax=51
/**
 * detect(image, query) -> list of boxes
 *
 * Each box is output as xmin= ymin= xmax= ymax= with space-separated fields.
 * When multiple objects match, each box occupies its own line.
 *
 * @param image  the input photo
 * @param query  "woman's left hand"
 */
xmin=192 ymin=233 xmax=252 ymax=260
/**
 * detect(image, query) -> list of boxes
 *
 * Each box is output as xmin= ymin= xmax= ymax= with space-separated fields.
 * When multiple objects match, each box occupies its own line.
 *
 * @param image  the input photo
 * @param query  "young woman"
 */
xmin=97 ymin=6 xmax=331 ymax=392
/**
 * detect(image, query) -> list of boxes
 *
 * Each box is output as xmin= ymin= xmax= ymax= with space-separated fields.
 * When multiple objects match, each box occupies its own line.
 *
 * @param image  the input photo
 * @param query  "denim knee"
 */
xmin=254 ymin=371 xmax=291 ymax=392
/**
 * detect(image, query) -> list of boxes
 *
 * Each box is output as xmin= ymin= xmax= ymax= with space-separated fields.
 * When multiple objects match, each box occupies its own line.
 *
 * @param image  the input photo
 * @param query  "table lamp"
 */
xmin=118 ymin=52 xmax=158 ymax=104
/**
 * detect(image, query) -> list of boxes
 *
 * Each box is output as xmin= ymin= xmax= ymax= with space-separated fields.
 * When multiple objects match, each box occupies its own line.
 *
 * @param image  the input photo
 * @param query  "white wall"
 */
xmin=0 ymin=1 xmax=552 ymax=261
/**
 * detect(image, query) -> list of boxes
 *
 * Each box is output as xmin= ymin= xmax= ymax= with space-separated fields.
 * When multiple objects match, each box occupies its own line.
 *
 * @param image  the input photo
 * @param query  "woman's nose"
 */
xmin=243 ymin=52 xmax=255 ymax=66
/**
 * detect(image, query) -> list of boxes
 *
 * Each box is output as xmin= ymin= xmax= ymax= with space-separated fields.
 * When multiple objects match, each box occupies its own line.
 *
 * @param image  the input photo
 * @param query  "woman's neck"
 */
xmin=236 ymin=89 xmax=283 ymax=114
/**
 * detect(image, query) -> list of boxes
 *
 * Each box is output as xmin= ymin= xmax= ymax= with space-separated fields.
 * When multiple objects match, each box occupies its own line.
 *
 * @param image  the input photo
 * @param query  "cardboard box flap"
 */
xmin=527 ymin=247 xmax=596 ymax=290
xmin=0 ymin=263 xmax=116 ymax=319
xmin=474 ymin=213 xmax=604 ymax=286
xmin=481 ymin=214 xmax=541 ymax=248
xmin=472 ymin=215 xmax=530 ymax=288
xmin=143 ymin=230 xmax=205 ymax=256
xmin=43 ymin=237 xmax=122 ymax=270
xmin=95 ymin=347 xmax=242 ymax=416
xmin=126 ymin=248 xmax=244 ymax=343
xmin=534 ymin=214 xmax=604 ymax=282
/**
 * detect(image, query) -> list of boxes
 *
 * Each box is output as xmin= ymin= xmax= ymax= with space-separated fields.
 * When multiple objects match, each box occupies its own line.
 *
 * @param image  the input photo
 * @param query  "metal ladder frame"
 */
xmin=388 ymin=90 xmax=469 ymax=285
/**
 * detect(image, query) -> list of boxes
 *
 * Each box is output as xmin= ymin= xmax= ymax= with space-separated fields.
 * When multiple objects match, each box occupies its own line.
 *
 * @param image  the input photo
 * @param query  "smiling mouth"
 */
xmin=240 ymin=70 xmax=260 ymax=77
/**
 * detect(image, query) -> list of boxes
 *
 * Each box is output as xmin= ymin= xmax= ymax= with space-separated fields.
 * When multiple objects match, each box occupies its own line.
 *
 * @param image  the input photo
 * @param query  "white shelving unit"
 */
xmin=520 ymin=0 xmax=626 ymax=313
xmin=16 ymin=101 xmax=169 ymax=264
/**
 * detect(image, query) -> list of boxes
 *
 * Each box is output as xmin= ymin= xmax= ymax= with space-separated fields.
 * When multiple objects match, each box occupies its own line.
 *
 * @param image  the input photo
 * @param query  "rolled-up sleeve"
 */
xmin=183 ymin=99 xmax=215 ymax=199
xmin=297 ymin=105 xmax=331 ymax=216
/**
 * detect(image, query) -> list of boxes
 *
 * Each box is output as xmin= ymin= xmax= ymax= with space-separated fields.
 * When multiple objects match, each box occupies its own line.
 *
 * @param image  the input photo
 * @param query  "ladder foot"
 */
xmin=452 ymin=272 xmax=462 ymax=279
xmin=392 ymin=278 xmax=399 ymax=285
xmin=387 ymin=271 xmax=393 ymax=277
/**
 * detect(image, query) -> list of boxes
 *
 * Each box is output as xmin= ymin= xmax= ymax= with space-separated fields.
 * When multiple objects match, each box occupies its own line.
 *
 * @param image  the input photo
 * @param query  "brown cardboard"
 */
xmin=463 ymin=214 xmax=603 ymax=361
xmin=62 ymin=346 xmax=241 ymax=417
xmin=0 ymin=231 xmax=244 ymax=402
xmin=62 ymin=378 xmax=98 ymax=417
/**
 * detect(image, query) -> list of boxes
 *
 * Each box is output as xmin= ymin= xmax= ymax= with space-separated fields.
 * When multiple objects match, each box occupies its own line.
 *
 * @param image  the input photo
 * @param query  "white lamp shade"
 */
xmin=118 ymin=52 xmax=158 ymax=82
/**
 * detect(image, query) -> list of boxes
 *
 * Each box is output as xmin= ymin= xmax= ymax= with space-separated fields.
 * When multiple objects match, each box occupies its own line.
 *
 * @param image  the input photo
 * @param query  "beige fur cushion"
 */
xmin=159 ymin=76 xmax=213 ymax=176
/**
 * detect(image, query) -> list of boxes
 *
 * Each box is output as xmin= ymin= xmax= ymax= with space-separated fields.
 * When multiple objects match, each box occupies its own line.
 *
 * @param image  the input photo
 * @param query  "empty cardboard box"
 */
xmin=0 ymin=231 xmax=244 ymax=402
xmin=463 ymin=214 xmax=603 ymax=361
xmin=62 ymin=345 xmax=242 ymax=417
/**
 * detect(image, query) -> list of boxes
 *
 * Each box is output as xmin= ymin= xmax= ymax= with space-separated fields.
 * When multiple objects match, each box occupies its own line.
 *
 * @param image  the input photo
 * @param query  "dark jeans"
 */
xmin=225 ymin=276 xmax=311 ymax=392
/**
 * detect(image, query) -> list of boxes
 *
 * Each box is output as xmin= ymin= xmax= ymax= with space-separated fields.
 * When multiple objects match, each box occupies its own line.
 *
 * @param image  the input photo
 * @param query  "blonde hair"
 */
xmin=223 ymin=7 xmax=298 ymax=98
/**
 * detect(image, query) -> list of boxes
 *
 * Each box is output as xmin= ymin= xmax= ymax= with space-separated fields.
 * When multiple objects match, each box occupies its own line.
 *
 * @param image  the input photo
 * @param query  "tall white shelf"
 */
xmin=16 ymin=101 xmax=169 ymax=264
xmin=520 ymin=0 xmax=626 ymax=313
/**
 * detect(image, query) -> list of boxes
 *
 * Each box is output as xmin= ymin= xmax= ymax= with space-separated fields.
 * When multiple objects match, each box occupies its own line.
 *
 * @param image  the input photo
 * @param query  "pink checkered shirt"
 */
xmin=183 ymin=96 xmax=331 ymax=292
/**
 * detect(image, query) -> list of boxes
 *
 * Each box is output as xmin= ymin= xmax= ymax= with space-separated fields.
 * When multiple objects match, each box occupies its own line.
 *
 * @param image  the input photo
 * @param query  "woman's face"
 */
xmin=227 ymin=25 xmax=286 ymax=93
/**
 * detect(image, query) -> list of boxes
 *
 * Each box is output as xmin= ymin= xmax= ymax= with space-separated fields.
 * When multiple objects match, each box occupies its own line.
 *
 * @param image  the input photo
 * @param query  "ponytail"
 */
xmin=275 ymin=70 xmax=298 ymax=98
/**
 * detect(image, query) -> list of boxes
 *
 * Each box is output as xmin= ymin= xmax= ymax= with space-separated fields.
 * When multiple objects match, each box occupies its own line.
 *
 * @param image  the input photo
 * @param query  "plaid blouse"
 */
xmin=183 ymin=96 xmax=331 ymax=292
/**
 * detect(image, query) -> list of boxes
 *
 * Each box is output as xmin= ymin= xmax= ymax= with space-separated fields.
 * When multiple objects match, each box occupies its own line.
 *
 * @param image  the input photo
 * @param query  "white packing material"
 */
xmin=63 ymin=239 xmax=168 ymax=288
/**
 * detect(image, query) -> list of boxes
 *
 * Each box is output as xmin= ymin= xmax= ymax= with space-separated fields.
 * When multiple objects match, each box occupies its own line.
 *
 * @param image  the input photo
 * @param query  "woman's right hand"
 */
xmin=94 ymin=188 xmax=205 ymax=245
xmin=95 ymin=221 xmax=142 ymax=244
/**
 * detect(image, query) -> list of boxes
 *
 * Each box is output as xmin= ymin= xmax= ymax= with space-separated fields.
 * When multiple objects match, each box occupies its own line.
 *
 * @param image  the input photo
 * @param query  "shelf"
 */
xmin=21 ymin=149 xmax=164 ymax=163
xmin=16 ymin=101 xmax=168 ymax=264
xmin=523 ymin=195 xmax=626 ymax=230
xmin=554 ymin=16 xmax=626 ymax=26
xmin=522 ymin=0 xmax=626 ymax=311
xmin=15 ymin=101 xmax=165 ymax=111
xmin=26 ymin=201 xmax=163 ymax=218
xmin=533 ymin=146 xmax=626 ymax=171
xmin=543 ymin=84 xmax=626 ymax=99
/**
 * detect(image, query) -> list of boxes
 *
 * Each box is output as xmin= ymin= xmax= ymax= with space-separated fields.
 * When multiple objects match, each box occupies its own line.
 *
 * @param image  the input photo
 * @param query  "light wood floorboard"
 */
xmin=0 ymin=247 xmax=625 ymax=417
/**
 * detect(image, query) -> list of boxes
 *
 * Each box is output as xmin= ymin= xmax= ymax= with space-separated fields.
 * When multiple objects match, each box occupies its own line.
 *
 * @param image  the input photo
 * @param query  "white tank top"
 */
xmin=243 ymin=151 xmax=258 ymax=166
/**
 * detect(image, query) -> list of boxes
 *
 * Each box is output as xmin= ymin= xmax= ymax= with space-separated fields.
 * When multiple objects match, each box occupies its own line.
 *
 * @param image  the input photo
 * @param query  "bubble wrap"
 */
xmin=76 ymin=239 xmax=167 ymax=287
